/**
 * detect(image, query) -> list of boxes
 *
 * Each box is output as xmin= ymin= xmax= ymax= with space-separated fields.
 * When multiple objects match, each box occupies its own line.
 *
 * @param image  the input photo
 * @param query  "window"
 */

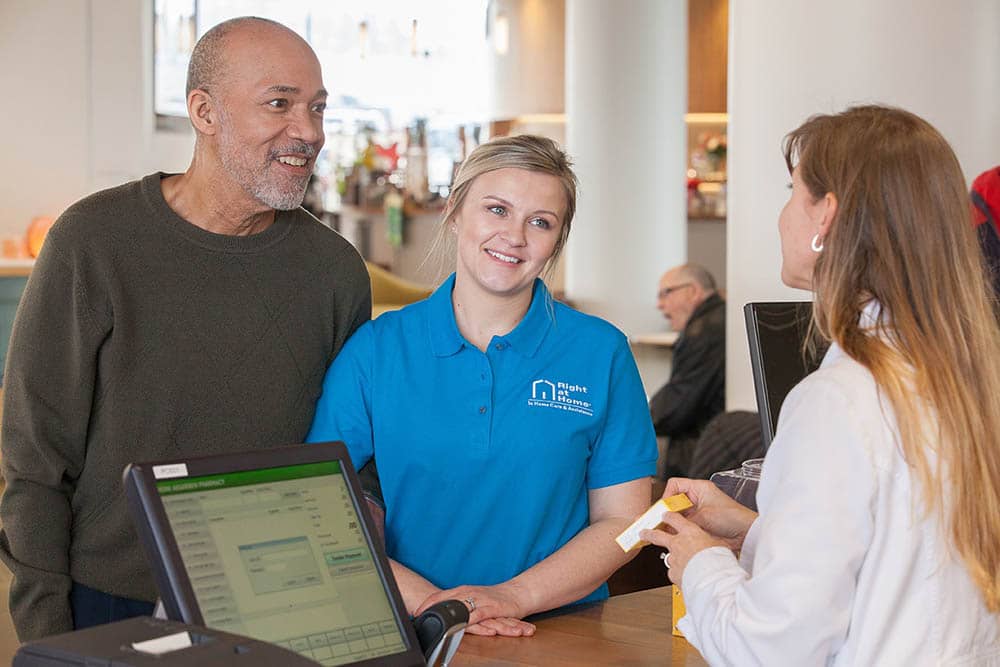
xmin=154 ymin=0 xmax=488 ymax=195
xmin=154 ymin=1 xmax=488 ymax=127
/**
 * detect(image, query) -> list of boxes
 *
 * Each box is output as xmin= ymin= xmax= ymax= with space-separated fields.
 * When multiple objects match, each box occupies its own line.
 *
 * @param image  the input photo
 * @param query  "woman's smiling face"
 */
xmin=452 ymin=167 xmax=567 ymax=299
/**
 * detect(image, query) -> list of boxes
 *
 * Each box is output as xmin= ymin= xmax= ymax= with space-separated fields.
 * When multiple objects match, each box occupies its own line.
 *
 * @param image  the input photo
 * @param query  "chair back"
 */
xmin=688 ymin=410 xmax=764 ymax=481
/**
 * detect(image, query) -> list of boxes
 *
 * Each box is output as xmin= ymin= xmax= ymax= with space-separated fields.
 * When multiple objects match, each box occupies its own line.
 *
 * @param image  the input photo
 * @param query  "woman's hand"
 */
xmin=415 ymin=583 xmax=536 ymax=637
xmin=663 ymin=477 xmax=758 ymax=552
xmin=641 ymin=511 xmax=729 ymax=585
xmin=462 ymin=616 xmax=537 ymax=637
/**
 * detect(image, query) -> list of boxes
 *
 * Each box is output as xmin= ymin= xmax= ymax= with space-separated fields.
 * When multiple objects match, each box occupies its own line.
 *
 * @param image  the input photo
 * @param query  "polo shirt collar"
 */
xmin=504 ymin=279 xmax=553 ymax=358
xmin=427 ymin=274 xmax=554 ymax=358
xmin=428 ymin=274 xmax=465 ymax=357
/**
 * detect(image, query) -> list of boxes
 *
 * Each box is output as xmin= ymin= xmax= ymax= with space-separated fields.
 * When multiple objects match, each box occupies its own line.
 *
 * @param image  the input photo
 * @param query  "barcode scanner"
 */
xmin=413 ymin=600 xmax=469 ymax=666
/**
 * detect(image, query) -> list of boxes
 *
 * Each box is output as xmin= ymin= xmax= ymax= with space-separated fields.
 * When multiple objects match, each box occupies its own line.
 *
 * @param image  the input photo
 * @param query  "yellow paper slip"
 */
xmin=672 ymin=586 xmax=686 ymax=637
xmin=614 ymin=493 xmax=694 ymax=552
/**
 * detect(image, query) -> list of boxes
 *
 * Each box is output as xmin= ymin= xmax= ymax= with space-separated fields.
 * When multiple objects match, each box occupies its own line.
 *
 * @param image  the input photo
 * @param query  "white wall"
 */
xmin=0 ymin=0 xmax=193 ymax=237
xmin=688 ymin=218 xmax=726 ymax=289
xmin=726 ymin=0 xmax=1000 ymax=410
xmin=90 ymin=0 xmax=192 ymax=192
xmin=0 ymin=1 xmax=91 ymax=232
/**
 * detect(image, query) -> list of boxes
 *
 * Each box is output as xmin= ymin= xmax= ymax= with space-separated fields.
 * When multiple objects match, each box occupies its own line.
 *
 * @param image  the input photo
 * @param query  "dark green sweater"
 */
xmin=0 ymin=173 xmax=371 ymax=640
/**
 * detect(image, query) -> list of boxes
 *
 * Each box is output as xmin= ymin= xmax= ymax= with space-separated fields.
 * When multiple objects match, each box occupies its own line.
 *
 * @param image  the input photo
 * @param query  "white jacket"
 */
xmin=678 ymin=339 xmax=1000 ymax=666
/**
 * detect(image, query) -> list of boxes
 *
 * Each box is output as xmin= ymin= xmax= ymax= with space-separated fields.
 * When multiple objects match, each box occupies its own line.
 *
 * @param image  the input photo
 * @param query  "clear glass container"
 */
xmin=710 ymin=458 xmax=763 ymax=511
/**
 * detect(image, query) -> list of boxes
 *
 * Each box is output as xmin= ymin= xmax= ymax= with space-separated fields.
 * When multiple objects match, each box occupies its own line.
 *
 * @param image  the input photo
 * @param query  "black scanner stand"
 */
xmin=13 ymin=616 xmax=322 ymax=667
xmin=14 ymin=601 xmax=469 ymax=667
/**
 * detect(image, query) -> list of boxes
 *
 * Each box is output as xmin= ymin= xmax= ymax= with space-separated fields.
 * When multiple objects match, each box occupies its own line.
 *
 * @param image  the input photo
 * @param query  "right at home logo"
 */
xmin=528 ymin=378 xmax=594 ymax=417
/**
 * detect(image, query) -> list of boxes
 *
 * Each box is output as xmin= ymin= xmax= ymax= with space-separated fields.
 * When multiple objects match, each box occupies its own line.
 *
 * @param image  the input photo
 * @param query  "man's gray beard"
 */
xmin=217 ymin=136 xmax=309 ymax=211
xmin=247 ymin=173 xmax=308 ymax=211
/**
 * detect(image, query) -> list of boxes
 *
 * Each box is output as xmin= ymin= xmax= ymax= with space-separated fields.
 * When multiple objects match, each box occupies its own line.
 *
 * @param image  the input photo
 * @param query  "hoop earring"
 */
xmin=811 ymin=234 xmax=824 ymax=253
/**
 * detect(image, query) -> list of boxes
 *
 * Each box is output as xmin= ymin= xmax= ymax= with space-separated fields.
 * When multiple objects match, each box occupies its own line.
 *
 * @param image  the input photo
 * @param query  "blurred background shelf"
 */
xmin=0 ymin=260 xmax=34 ymax=277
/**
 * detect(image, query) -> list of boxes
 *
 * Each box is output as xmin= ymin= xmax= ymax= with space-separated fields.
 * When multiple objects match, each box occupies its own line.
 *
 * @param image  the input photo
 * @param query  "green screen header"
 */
xmin=156 ymin=461 xmax=342 ymax=496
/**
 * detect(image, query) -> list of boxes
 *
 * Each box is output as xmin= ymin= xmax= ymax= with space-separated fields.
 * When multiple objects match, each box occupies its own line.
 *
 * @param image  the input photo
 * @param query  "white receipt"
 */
xmin=132 ymin=631 xmax=193 ymax=655
xmin=152 ymin=463 xmax=189 ymax=480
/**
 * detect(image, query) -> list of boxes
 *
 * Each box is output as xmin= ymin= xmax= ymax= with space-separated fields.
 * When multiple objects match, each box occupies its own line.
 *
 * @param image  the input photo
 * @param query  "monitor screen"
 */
xmin=744 ymin=302 xmax=825 ymax=449
xmin=153 ymin=460 xmax=406 ymax=666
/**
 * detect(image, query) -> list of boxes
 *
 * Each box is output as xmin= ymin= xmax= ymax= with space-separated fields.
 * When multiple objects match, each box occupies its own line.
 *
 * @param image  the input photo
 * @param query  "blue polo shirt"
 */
xmin=307 ymin=274 xmax=656 ymax=605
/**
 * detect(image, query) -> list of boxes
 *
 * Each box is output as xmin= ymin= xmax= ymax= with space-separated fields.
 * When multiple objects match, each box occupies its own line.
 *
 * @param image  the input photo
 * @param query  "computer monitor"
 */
xmin=124 ymin=442 xmax=425 ymax=667
xmin=744 ymin=302 xmax=825 ymax=449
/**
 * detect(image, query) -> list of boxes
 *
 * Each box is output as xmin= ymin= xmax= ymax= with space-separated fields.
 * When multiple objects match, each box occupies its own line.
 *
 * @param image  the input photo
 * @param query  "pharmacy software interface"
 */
xmin=157 ymin=462 xmax=404 ymax=666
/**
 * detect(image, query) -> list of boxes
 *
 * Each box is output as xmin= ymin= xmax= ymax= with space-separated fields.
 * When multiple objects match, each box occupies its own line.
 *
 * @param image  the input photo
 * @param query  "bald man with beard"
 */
xmin=0 ymin=18 xmax=371 ymax=640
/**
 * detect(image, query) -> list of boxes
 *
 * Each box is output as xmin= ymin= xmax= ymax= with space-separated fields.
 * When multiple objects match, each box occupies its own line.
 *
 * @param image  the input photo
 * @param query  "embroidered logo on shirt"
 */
xmin=528 ymin=379 xmax=594 ymax=416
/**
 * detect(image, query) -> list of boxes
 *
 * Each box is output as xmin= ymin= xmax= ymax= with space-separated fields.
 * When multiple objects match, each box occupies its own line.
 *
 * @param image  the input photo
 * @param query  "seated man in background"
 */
xmin=649 ymin=263 xmax=725 ymax=479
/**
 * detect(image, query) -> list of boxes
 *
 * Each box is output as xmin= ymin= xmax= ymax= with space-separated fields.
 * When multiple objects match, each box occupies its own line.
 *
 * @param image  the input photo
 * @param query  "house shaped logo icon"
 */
xmin=532 ymin=379 xmax=556 ymax=400
xmin=527 ymin=377 xmax=593 ymax=416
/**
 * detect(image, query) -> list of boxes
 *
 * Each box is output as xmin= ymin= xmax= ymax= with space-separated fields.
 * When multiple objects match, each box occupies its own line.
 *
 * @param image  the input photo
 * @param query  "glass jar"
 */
xmin=710 ymin=458 xmax=763 ymax=511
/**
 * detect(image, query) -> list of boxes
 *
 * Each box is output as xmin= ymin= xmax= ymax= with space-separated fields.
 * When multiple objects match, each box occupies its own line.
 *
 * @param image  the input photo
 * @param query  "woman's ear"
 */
xmin=445 ymin=197 xmax=461 ymax=232
xmin=816 ymin=191 xmax=838 ymax=238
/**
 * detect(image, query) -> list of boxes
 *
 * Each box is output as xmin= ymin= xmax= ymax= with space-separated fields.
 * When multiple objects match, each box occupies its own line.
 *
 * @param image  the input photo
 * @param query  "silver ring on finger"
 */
xmin=464 ymin=597 xmax=476 ymax=612
xmin=661 ymin=552 xmax=672 ymax=569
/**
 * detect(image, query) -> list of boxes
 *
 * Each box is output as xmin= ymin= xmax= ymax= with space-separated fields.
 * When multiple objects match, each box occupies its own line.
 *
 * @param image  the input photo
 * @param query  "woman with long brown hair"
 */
xmin=643 ymin=105 xmax=1000 ymax=664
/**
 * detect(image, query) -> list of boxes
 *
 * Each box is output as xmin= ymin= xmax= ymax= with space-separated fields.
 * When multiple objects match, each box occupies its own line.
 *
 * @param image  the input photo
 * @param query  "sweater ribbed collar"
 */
xmin=143 ymin=172 xmax=296 ymax=254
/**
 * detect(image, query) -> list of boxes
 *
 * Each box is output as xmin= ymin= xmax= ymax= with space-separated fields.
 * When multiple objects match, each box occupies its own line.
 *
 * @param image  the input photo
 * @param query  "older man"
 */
xmin=0 ymin=18 xmax=371 ymax=640
xmin=649 ymin=263 xmax=725 ymax=479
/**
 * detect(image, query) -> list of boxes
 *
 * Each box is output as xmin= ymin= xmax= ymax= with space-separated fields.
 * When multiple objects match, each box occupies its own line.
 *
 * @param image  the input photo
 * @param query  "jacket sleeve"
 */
xmin=677 ymin=374 xmax=875 ymax=665
xmin=0 ymin=225 xmax=111 ymax=640
xmin=649 ymin=328 xmax=724 ymax=436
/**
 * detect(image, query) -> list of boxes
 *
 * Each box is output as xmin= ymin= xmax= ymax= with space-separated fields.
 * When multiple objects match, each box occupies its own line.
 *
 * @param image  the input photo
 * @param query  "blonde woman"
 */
xmin=643 ymin=106 xmax=1000 ymax=664
xmin=309 ymin=135 xmax=655 ymax=637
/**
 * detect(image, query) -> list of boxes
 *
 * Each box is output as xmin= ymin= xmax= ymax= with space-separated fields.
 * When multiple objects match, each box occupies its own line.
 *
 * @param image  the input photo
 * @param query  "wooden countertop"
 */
xmin=456 ymin=586 xmax=707 ymax=666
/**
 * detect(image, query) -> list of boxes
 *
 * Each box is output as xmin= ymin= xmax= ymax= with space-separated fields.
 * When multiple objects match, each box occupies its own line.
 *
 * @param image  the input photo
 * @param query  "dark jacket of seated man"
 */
xmin=649 ymin=265 xmax=726 ymax=479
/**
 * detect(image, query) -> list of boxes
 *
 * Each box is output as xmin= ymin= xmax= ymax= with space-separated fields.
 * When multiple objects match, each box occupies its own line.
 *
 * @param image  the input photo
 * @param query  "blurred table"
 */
xmin=630 ymin=331 xmax=679 ymax=401
xmin=0 ymin=261 xmax=31 ymax=388
xmin=631 ymin=331 xmax=680 ymax=347
xmin=456 ymin=586 xmax=707 ymax=666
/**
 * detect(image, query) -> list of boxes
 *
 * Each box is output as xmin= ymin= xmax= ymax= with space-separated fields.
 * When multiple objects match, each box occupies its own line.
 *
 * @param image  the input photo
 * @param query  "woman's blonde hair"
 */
xmin=785 ymin=105 xmax=1000 ymax=612
xmin=426 ymin=134 xmax=578 ymax=281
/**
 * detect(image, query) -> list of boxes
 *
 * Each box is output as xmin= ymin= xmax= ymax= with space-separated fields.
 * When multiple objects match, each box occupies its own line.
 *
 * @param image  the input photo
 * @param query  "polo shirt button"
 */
xmin=478 ymin=406 xmax=487 ymax=414
xmin=494 ymin=342 xmax=506 ymax=351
